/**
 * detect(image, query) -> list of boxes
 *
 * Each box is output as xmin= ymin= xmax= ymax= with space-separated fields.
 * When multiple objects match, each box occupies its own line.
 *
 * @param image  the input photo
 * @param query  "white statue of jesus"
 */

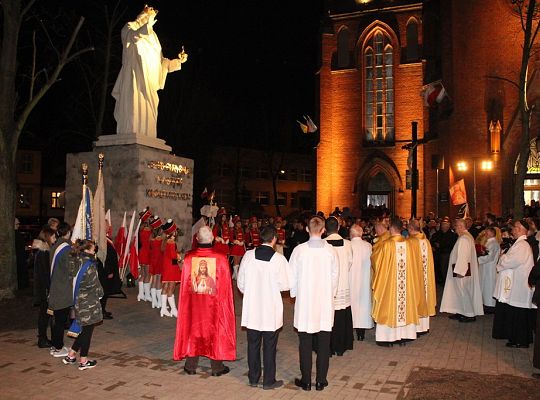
xmin=112 ymin=5 xmax=188 ymax=138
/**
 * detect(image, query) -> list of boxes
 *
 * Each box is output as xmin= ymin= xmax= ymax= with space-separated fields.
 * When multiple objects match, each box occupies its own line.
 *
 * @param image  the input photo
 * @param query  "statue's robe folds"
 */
xmin=112 ymin=18 xmax=182 ymax=137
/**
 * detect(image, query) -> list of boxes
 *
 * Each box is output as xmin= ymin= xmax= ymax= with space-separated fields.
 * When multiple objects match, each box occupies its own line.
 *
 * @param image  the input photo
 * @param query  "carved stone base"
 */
xmin=94 ymin=133 xmax=172 ymax=152
xmin=65 ymin=143 xmax=193 ymax=251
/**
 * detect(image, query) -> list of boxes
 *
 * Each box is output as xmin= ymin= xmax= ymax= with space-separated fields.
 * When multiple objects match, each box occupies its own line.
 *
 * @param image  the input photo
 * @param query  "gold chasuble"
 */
xmin=371 ymin=235 xmax=424 ymax=328
xmin=408 ymin=232 xmax=437 ymax=317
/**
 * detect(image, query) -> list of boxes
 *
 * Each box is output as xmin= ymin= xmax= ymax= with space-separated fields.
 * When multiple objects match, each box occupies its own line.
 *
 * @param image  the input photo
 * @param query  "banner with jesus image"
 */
xmin=191 ymin=257 xmax=217 ymax=295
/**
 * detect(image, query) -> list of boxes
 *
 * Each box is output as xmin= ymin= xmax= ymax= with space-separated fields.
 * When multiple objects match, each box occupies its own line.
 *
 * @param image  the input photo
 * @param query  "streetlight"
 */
xmin=456 ymin=159 xmax=493 ymax=217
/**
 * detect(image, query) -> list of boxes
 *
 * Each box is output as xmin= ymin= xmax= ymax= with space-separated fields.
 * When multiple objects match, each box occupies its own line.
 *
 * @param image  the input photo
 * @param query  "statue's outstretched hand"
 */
xmin=178 ymin=52 xmax=188 ymax=63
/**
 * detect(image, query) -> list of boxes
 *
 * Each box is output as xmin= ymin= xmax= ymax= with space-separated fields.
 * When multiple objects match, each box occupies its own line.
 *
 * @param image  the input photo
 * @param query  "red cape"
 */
xmin=173 ymin=246 xmax=236 ymax=361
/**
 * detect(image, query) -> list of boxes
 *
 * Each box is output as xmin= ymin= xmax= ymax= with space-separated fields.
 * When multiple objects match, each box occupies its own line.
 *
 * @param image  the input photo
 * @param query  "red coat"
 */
xmin=173 ymin=245 xmax=236 ymax=361
xmin=138 ymin=228 xmax=152 ymax=265
xmin=149 ymin=237 xmax=163 ymax=275
xmin=246 ymin=228 xmax=261 ymax=248
xmin=277 ymin=228 xmax=286 ymax=245
xmin=212 ymin=223 xmax=231 ymax=255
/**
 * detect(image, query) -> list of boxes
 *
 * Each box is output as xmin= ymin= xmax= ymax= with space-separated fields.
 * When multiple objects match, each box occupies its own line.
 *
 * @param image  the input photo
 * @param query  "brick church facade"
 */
xmin=317 ymin=0 xmax=540 ymax=218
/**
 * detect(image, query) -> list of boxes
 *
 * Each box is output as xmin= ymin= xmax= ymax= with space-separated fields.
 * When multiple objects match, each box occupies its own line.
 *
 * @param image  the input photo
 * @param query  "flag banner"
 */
xmin=450 ymin=179 xmax=467 ymax=205
xmin=72 ymin=185 xmax=93 ymax=242
xmin=422 ymin=80 xmax=448 ymax=108
xmin=296 ymin=115 xmax=318 ymax=133
xmin=93 ymin=169 xmax=107 ymax=262
xmin=114 ymin=211 xmax=127 ymax=262
xmin=201 ymin=187 xmax=208 ymax=199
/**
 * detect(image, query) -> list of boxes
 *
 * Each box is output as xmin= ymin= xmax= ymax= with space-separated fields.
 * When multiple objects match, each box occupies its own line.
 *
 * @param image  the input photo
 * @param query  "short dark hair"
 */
xmin=518 ymin=219 xmax=530 ymax=232
xmin=325 ymin=216 xmax=339 ymax=233
xmin=389 ymin=217 xmax=402 ymax=232
xmin=57 ymin=222 xmax=71 ymax=238
xmin=260 ymin=225 xmax=277 ymax=244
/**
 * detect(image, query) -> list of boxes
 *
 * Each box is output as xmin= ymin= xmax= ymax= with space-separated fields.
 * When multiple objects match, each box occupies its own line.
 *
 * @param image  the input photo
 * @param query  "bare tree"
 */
xmin=0 ymin=0 xmax=92 ymax=298
xmin=513 ymin=0 xmax=540 ymax=218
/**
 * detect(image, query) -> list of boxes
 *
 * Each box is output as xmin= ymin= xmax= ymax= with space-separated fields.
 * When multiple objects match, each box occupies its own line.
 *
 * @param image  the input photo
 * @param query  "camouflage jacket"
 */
xmin=70 ymin=254 xmax=104 ymax=326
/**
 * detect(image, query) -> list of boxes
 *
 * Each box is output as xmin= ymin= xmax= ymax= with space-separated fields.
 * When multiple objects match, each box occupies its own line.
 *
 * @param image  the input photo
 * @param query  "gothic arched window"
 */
xmin=406 ymin=20 xmax=419 ymax=61
xmin=337 ymin=27 xmax=350 ymax=69
xmin=364 ymin=31 xmax=394 ymax=143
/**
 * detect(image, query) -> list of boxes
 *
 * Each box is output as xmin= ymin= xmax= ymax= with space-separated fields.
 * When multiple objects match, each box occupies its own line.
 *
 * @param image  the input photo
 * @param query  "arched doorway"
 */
xmin=355 ymin=154 xmax=403 ymax=216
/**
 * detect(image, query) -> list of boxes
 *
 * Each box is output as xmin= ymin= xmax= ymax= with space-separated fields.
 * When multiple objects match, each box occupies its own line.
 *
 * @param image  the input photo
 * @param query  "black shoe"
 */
xmin=37 ymin=338 xmax=52 ymax=348
xmin=376 ymin=341 xmax=393 ymax=347
xmin=183 ymin=367 xmax=197 ymax=375
xmin=448 ymin=314 xmax=462 ymax=320
xmin=248 ymin=381 xmax=259 ymax=387
xmin=211 ymin=366 xmax=230 ymax=377
xmin=294 ymin=378 xmax=311 ymax=391
xmin=335 ymin=351 xmax=344 ymax=356
xmin=355 ymin=328 xmax=365 ymax=341
xmin=102 ymin=314 xmax=113 ymax=320
xmin=506 ymin=342 xmax=529 ymax=348
xmin=315 ymin=381 xmax=328 ymax=391
xmin=104 ymin=311 xmax=112 ymax=317
xmin=263 ymin=380 xmax=283 ymax=390
xmin=458 ymin=316 xmax=476 ymax=323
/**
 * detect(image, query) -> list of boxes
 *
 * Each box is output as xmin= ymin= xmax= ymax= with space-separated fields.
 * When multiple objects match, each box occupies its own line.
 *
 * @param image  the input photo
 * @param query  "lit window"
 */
xmin=51 ymin=191 xmax=63 ymax=209
xmin=364 ymin=31 xmax=394 ymax=143
xmin=255 ymin=191 xmax=270 ymax=206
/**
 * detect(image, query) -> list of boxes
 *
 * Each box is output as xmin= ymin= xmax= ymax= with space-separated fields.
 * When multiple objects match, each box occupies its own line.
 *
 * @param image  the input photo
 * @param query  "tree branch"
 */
xmin=13 ymin=17 xmax=92 ymax=145
xmin=20 ymin=0 xmax=37 ymax=20
xmin=485 ymin=75 xmax=519 ymax=90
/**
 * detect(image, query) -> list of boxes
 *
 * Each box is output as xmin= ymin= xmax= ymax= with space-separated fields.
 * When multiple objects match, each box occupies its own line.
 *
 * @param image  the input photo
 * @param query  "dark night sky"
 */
xmin=19 ymin=0 xmax=325 ymax=185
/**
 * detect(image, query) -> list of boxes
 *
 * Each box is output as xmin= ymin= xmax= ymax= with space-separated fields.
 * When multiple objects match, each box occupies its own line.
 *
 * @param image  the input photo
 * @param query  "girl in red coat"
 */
xmin=137 ymin=208 xmax=153 ymax=302
xmin=212 ymin=208 xmax=231 ymax=255
xmin=148 ymin=216 xmax=164 ymax=309
xmin=160 ymin=219 xmax=182 ymax=317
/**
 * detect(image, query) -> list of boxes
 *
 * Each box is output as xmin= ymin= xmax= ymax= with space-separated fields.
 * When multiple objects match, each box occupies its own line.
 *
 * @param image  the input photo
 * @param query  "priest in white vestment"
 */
xmin=237 ymin=225 xmax=289 ymax=390
xmin=324 ymin=217 xmax=354 ymax=356
xmin=349 ymin=224 xmax=373 ymax=341
xmin=371 ymin=217 xmax=425 ymax=346
xmin=288 ymin=216 xmax=338 ymax=391
xmin=407 ymin=219 xmax=437 ymax=334
xmin=492 ymin=220 xmax=535 ymax=347
xmin=477 ymin=227 xmax=500 ymax=310
xmin=112 ymin=6 xmax=188 ymax=138
xmin=440 ymin=218 xmax=484 ymax=322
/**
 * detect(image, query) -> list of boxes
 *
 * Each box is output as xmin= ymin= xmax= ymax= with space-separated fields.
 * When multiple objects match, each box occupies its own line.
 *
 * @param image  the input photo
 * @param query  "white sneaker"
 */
xmin=51 ymin=346 xmax=69 ymax=357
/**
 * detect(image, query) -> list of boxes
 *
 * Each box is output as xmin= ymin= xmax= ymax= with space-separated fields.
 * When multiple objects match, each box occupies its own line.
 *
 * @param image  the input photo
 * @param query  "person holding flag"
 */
xmin=137 ymin=207 xmax=154 ymax=302
xmin=62 ymin=239 xmax=103 ymax=370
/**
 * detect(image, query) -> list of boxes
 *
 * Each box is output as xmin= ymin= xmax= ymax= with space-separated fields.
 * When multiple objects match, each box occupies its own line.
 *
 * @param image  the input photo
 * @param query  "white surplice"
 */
xmin=237 ymin=247 xmax=289 ymax=331
xmin=349 ymin=237 xmax=374 ymax=329
xmin=477 ymin=237 xmax=500 ymax=307
xmin=496 ymin=235 xmax=535 ymax=309
xmin=325 ymin=233 xmax=353 ymax=310
xmin=440 ymin=231 xmax=484 ymax=317
xmin=287 ymin=238 xmax=339 ymax=333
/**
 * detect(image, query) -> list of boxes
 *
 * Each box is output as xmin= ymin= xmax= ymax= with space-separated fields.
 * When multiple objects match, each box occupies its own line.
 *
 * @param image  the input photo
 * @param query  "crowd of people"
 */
xmin=23 ymin=205 xmax=540 ymax=385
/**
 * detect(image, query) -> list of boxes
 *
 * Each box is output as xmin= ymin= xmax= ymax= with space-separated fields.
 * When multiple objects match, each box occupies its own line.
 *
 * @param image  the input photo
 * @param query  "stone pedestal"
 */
xmin=95 ymin=133 xmax=171 ymax=152
xmin=65 ymin=143 xmax=194 ymax=251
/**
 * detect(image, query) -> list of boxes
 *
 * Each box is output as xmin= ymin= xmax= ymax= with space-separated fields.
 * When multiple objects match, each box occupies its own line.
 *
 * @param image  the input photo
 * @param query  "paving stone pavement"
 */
xmin=0 ymin=286 xmax=536 ymax=400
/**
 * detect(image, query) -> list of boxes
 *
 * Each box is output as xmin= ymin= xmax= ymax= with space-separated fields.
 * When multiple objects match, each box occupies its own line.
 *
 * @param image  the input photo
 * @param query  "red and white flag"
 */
xmin=114 ymin=211 xmax=127 ymax=263
xmin=422 ymin=80 xmax=448 ymax=108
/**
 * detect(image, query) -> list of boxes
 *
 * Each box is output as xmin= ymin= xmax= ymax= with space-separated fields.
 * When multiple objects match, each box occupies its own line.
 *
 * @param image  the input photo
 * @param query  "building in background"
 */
xmin=205 ymin=146 xmax=314 ymax=217
xmin=16 ymin=149 xmax=65 ymax=224
xmin=317 ymin=0 xmax=539 ymax=218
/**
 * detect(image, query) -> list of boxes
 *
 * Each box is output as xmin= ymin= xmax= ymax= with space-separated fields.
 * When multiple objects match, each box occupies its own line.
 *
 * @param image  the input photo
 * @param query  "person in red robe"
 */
xmin=230 ymin=215 xmax=246 ymax=279
xmin=246 ymin=216 xmax=261 ymax=249
xmin=174 ymin=225 xmax=236 ymax=376
xmin=137 ymin=208 xmax=153 ymax=302
xmin=212 ymin=208 xmax=231 ymax=255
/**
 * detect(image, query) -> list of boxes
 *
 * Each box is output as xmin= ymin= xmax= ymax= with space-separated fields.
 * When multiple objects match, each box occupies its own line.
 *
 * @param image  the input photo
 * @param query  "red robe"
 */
xmin=138 ymin=228 xmax=152 ymax=265
xmin=173 ymin=245 xmax=236 ymax=361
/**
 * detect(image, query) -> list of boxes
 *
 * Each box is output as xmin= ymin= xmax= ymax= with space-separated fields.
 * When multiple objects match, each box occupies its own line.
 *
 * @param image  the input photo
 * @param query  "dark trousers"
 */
xmin=247 ymin=329 xmax=279 ymax=385
xmin=185 ymin=356 xmax=224 ymax=373
xmin=37 ymin=301 xmax=51 ymax=339
xmin=71 ymin=324 xmax=95 ymax=357
xmin=51 ymin=307 xmax=70 ymax=350
xmin=100 ymin=296 xmax=108 ymax=313
xmin=298 ymin=331 xmax=331 ymax=385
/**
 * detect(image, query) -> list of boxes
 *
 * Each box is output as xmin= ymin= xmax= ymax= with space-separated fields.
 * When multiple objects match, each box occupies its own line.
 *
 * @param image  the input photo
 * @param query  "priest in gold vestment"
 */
xmin=407 ymin=219 xmax=437 ymax=334
xmin=371 ymin=217 xmax=426 ymax=346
